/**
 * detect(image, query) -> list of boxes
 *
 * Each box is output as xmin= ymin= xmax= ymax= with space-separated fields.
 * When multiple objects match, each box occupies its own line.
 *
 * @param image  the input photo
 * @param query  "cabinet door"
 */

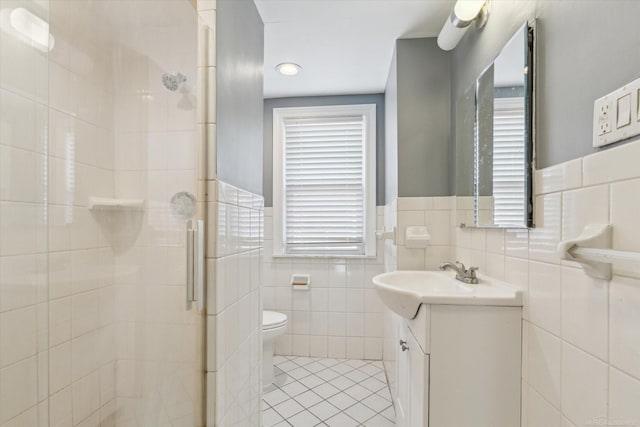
xmin=395 ymin=322 xmax=411 ymax=427
xmin=408 ymin=329 xmax=429 ymax=426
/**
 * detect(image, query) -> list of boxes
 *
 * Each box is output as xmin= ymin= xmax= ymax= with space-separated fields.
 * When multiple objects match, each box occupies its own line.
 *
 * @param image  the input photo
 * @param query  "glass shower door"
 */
xmin=1 ymin=0 xmax=205 ymax=426
xmin=0 ymin=0 xmax=50 ymax=425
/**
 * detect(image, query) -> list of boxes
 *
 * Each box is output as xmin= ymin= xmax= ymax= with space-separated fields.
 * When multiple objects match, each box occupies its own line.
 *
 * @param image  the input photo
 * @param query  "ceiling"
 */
xmin=254 ymin=0 xmax=455 ymax=99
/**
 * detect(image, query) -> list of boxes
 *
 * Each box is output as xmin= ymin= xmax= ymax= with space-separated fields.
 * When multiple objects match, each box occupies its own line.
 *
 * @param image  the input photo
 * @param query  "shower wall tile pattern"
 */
xmin=0 ymin=1 xmax=50 ymax=421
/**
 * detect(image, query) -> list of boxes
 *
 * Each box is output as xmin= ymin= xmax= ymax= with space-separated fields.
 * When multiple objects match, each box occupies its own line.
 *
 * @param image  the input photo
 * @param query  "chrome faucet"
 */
xmin=439 ymin=261 xmax=479 ymax=284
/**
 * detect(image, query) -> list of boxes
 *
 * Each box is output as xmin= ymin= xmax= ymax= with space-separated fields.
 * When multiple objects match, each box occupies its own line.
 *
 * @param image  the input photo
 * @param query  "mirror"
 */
xmin=456 ymin=22 xmax=535 ymax=228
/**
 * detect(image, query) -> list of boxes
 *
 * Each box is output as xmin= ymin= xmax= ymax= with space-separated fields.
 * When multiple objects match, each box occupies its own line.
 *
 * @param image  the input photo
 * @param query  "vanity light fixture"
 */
xmin=276 ymin=62 xmax=301 ymax=76
xmin=437 ymin=0 xmax=490 ymax=51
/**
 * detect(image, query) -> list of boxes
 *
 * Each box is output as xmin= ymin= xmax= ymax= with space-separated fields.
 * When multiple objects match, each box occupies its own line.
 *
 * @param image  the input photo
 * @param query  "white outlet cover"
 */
xmin=593 ymin=77 xmax=640 ymax=148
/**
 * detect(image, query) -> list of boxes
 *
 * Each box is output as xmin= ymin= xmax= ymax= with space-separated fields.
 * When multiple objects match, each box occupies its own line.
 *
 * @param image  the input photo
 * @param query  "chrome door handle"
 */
xmin=186 ymin=219 xmax=205 ymax=312
xmin=195 ymin=219 xmax=204 ymax=312
xmin=186 ymin=220 xmax=195 ymax=310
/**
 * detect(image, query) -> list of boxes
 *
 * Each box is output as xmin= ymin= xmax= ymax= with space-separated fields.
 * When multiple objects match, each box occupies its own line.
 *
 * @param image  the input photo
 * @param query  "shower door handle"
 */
xmin=195 ymin=219 xmax=204 ymax=312
xmin=186 ymin=219 xmax=205 ymax=312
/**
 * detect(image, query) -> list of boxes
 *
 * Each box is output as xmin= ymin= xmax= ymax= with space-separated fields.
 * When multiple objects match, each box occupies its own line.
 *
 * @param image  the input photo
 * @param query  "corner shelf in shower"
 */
xmin=88 ymin=197 xmax=145 ymax=212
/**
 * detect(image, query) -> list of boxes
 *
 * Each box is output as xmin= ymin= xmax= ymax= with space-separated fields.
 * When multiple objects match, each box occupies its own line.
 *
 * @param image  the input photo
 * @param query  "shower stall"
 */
xmin=0 ymin=0 xmax=207 ymax=425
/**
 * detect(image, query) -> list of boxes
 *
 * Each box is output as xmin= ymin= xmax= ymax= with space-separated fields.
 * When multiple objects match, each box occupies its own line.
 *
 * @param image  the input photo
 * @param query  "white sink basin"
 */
xmin=373 ymin=271 xmax=523 ymax=319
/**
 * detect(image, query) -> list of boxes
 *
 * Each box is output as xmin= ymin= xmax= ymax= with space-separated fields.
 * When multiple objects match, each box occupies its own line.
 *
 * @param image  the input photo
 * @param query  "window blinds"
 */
xmin=492 ymin=96 xmax=526 ymax=226
xmin=282 ymin=115 xmax=367 ymax=254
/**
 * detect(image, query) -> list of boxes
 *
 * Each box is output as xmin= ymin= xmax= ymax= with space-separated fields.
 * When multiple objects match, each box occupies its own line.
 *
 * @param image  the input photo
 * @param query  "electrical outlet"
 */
xmin=593 ymin=77 xmax=640 ymax=148
xmin=597 ymin=102 xmax=611 ymax=136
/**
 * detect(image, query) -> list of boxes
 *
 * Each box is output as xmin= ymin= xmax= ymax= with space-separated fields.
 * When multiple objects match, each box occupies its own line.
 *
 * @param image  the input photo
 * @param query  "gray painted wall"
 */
xmin=385 ymin=51 xmax=398 ymax=204
xmin=451 ymin=0 xmax=640 ymax=171
xmin=396 ymin=38 xmax=451 ymax=198
xmin=216 ymin=0 xmax=264 ymax=195
xmin=263 ymin=94 xmax=386 ymax=207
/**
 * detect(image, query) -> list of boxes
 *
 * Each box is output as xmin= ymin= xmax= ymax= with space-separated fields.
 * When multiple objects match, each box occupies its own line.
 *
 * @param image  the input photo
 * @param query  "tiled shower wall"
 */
xmin=206 ymin=181 xmax=263 ymax=427
xmin=262 ymin=207 xmax=386 ymax=360
xmin=454 ymin=139 xmax=640 ymax=427
xmin=1 ymin=0 xmax=51 ymax=424
xmin=46 ymin=4 xmax=117 ymax=425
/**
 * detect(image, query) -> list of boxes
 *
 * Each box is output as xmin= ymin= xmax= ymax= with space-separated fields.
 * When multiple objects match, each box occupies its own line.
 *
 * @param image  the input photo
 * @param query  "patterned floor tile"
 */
xmin=263 ymin=356 xmax=396 ymax=426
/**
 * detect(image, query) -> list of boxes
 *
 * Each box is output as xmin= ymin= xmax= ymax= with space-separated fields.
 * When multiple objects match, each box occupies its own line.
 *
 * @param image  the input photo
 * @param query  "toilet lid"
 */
xmin=263 ymin=311 xmax=287 ymax=330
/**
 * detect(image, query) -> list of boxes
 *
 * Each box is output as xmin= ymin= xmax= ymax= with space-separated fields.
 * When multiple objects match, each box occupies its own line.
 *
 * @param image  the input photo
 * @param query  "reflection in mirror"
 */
xmin=455 ymin=84 xmax=476 ymax=226
xmin=456 ymin=22 xmax=534 ymax=229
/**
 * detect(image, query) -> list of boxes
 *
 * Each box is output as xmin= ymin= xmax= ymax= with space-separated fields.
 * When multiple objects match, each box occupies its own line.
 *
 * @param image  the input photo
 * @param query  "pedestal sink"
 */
xmin=372 ymin=270 xmax=522 ymax=319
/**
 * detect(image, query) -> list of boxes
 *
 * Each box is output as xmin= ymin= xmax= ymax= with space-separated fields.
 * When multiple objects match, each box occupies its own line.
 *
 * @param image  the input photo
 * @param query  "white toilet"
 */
xmin=262 ymin=310 xmax=288 ymax=390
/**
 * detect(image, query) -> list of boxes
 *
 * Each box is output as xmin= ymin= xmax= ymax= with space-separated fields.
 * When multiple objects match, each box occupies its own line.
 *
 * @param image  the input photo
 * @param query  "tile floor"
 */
xmin=262 ymin=356 xmax=396 ymax=427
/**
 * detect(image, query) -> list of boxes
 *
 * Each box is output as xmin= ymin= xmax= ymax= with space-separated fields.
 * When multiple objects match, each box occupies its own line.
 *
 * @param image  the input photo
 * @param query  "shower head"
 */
xmin=162 ymin=72 xmax=187 ymax=91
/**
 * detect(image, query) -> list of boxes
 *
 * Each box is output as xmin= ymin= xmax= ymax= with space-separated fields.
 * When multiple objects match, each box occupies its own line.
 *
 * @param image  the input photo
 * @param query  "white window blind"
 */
xmin=273 ymin=105 xmax=376 ymax=257
xmin=492 ymin=96 xmax=526 ymax=226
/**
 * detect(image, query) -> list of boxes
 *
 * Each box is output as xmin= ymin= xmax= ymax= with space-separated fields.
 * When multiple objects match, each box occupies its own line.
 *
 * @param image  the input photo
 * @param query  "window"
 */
xmin=492 ymin=96 xmax=526 ymax=226
xmin=272 ymin=104 xmax=376 ymax=256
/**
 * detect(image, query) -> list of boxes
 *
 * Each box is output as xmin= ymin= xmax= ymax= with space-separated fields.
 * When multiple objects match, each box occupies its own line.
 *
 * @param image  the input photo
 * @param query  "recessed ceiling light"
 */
xmin=276 ymin=62 xmax=301 ymax=76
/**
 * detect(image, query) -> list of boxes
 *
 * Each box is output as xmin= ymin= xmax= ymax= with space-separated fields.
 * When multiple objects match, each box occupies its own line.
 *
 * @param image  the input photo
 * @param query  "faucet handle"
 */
xmin=467 ymin=266 xmax=478 ymax=277
xmin=455 ymin=261 xmax=466 ymax=270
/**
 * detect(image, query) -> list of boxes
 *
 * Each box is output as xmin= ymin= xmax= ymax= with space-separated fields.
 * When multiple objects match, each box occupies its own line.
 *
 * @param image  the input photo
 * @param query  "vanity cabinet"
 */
xmin=394 ymin=303 xmax=522 ymax=427
xmin=395 ymin=321 xmax=429 ymax=427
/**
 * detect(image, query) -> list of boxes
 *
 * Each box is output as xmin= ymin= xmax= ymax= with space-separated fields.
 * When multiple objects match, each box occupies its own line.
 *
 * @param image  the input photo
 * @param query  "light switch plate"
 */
xmin=593 ymin=77 xmax=640 ymax=148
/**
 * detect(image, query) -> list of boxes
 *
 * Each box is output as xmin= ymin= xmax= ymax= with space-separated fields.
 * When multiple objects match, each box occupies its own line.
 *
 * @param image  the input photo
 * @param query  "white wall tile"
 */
xmin=527 ymin=324 xmax=561 ymax=407
xmin=609 ymin=367 xmax=640 ymax=426
xmin=561 ymin=267 xmax=608 ymax=360
xmin=527 ymin=386 xmax=561 ymax=427
xmin=485 ymin=253 xmax=506 ymax=280
xmin=345 ymin=337 xmax=364 ymax=359
xmin=327 ymin=289 xmax=346 ymax=312
xmin=364 ymin=337 xmax=383 ymax=360
xmin=345 ymin=313 xmax=364 ymax=337
xmin=485 ymin=229 xmax=505 ymax=254
xmin=49 ymin=342 xmax=71 ymax=395
xmin=310 ymin=312 xmax=328 ymax=336
xmin=397 ymin=247 xmax=425 ymax=270
xmin=561 ymin=343 xmax=608 ymax=427
xmin=292 ymin=335 xmax=310 ymax=357
xmin=611 ymin=178 xmax=640 ymax=254
xmin=397 ymin=197 xmax=432 ymax=211
xmin=529 ymin=193 xmax=562 ymax=264
xmin=583 ymin=137 xmax=640 ymax=186
xmin=528 ymin=262 xmax=562 ymax=336
xmin=0 ymin=356 xmax=38 ymax=423
xmin=327 ymin=337 xmax=346 ymax=359
xmin=346 ymin=289 xmax=365 ymax=313
xmin=505 ymin=257 xmax=529 ymax=320
xmin=561 ymin=185 xmax=609 ymax=241
xmin=505 ymin=229 xmax=529 ymax=259
xmin=309 ymin=336 xmax=328 ymax=358
xmin=609 ymin=275 xmax=640 ymax=379
xmin=425 ymin=210 xmax=451 ymax=246
xmin=534 ymin=159 xmax=582 ymax=195
xmin=328 ymin=313 xmax=346 ymax=337
xmin=0 ymin=306 xmax=37 ymax=367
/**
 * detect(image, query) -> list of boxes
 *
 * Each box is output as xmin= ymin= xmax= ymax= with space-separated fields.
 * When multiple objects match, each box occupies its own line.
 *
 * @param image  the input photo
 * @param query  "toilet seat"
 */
xmin=263 ymin=310 xmax=287 ymax=330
